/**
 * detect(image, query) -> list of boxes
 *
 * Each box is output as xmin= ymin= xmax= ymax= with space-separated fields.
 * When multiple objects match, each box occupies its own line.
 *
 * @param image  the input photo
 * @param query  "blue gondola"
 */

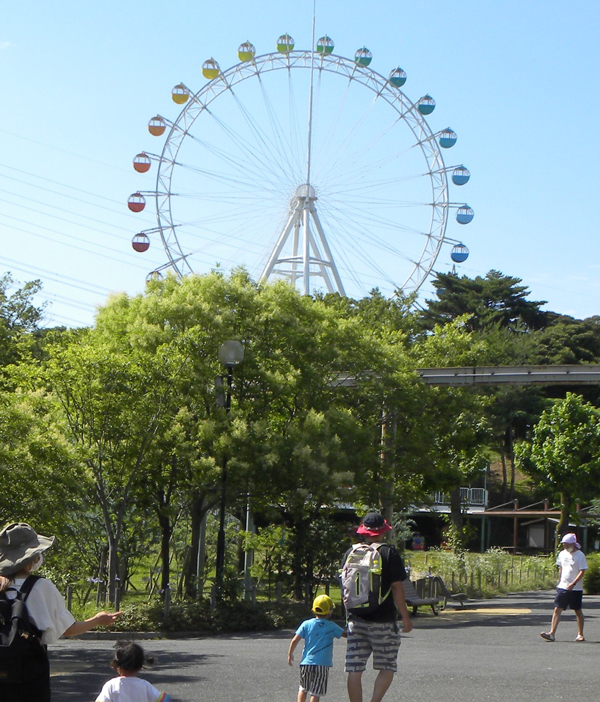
xmin=439 ymin=128 xmax=457 ymax=149
xmin=450 ymin=244 xmax=469 ymax=263
xmin=388 ymin=67 xmax=407 ymax=87
xmin=417 ymin=95 xmax=435 ymax=115
xmin=456 ymin=206 xmax=474 ymax=224
xmin=452 ymin=166 xmax=470 ymax=186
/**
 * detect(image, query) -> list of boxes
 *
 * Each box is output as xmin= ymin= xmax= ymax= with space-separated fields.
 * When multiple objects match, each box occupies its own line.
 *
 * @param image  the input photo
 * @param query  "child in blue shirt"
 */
xmin=288 ymin=594 xmax=346 ymax=702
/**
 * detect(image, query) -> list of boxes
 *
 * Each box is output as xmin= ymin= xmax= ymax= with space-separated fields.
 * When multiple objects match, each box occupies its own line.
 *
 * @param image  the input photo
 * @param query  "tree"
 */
xmin=93 ymin=272 xmax=377 ymax=597
xmin=531 ymin=314 xmax=600 ymax=365
xmin=515 ymin=393 xmax=600 ymax=537
xmin=0 ymin=273 xmax=46 ymax=370
xmin=42 ymin=329 xmax=189 ymax=603
xmin=410 ymin=318 xmax=492 ymax=534
xmin=419 ymin=270 xmax=548 ymax=332
xmin=0 ymin=385 xmax=83 ymax=532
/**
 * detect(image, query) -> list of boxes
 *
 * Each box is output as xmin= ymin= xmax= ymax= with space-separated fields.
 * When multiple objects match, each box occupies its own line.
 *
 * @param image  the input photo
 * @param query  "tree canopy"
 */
xmin=419 ymin=270 xmax=548 ymax=332
xmin=2 ymin=265 xmax=600 ymax=604
xmin=515 ymin=393 xmax=600 ymax=535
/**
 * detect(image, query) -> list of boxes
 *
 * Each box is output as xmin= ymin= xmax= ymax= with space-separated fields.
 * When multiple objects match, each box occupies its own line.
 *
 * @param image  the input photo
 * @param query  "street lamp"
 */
xmin=215 ymin=340 xmax=244 ymax=593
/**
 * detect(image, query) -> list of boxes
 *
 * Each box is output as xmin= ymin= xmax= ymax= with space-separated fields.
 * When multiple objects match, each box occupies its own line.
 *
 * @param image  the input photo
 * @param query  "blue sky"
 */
xmin=0 ymin=0 xmax=598 ymax=327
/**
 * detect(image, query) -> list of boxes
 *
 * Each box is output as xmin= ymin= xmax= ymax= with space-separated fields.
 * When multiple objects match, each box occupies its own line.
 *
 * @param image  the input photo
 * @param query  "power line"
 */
xmin=0 ymin=166 xmax=154 ymax=225
xmin=0 ymin=208 xmax=162 ymax=270
xmin=0 ymin=255 xmax=113 ymax=295
xmin=0 ymin=130 xmax=130 ymax=175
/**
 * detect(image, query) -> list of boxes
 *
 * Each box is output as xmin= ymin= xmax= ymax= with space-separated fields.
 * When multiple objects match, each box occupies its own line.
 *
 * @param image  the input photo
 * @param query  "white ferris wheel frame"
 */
xmin=151 ymin=50 xmax=450 ymax=295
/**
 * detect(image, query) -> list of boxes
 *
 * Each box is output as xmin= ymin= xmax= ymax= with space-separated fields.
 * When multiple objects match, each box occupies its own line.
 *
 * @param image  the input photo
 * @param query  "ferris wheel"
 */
xmin=128 ymin=34 xmax=473 ymax=298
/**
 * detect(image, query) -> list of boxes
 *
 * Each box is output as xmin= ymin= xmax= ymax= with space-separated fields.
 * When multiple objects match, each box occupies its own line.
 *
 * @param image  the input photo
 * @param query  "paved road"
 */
xmin=50 ymin=591 xmax=599 ymax=701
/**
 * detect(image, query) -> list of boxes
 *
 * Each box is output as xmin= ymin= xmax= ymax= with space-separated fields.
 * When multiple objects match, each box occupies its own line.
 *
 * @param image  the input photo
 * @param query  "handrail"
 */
xmin=518 ymin=500 xmax=548 ymax=511
xmin=486 ymin=500 xmax=517 ymax=511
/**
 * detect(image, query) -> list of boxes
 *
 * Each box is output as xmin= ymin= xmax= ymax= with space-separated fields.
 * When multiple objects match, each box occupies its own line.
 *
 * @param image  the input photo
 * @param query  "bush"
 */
xmin=584 ymin=553 xmax=600 ymax=594
xmin=108 ymin=597 xmax=310 ymax=633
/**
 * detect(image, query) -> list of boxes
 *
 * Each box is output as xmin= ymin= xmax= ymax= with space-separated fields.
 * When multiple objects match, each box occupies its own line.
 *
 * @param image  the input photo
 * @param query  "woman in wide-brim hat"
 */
xmin=0 ymin=522 xmax=122 ymax=702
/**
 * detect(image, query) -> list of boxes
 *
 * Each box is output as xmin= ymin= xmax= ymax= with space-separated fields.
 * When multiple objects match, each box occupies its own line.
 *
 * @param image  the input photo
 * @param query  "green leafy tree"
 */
xmin=419 ymin=270 xmax=548 ymax=332
xmin=515 ymin=393 xmax=600 ymax=537
xmin=0 ymin=273 xmax=46 ymax=370
xmin=0 ymin=386 xmax=83 ymax=531
xmin=411 ymin=318 xmax=492 ymax=530
xmin=93 ymin=272 xmax=377 ymax=598
xmin=42 ymin=329 xmax=189 ymax=603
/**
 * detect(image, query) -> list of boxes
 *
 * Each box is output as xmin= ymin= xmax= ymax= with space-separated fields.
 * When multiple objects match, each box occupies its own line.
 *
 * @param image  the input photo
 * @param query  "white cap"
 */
xmin=561 ymin=533 xmax=581 ymax=549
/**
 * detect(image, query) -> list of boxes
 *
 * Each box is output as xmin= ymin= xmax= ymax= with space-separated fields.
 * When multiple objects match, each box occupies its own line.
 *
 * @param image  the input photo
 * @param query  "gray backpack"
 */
xmin=341 ymin=542 xmax=390 ymax=615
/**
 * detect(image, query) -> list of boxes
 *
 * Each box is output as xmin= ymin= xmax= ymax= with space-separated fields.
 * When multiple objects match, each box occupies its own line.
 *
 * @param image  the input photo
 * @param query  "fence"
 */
xmin=65 ymin=550 xmax=559 ymax=616
xmin=404 ymin=549 xmax=557 ymax=596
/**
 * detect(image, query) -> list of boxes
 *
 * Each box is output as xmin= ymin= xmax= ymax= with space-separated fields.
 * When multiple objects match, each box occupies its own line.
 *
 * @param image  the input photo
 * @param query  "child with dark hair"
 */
xmin=94 ymin=641 xmax=171 ymax=702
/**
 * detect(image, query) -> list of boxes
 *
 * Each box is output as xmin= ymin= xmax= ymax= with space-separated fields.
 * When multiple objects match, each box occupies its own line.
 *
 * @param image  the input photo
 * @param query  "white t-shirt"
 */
xmin=557 ymin=548 xmax=588 ymax=591
xmin=5 ymin=576 xmax=75 ymax=644
xmin=95 ymin=676 xmax=170 ymax=702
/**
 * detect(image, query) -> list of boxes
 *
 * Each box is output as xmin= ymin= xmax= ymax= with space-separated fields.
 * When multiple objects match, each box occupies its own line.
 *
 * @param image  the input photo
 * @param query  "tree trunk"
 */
xmin=184 ymin=494 xmax=209 ymax=597
xmin=506 ymin=426 xmax=515 ymax=498
xmin=450 ymin=487 xmax=463 ymax=531
xmin=107 ymin=534 xmax=119 ymax=605
xmin=500 ymin=451 xmax=508 ymax=500
xmin=291 ymin=518 xmax=308 ymax=600
xmin=556 ymin=492 xmax=572 ymax=546
xmin=96 ymin=545 xmax=108 ymax=606
xmin=157 ymin=510 xmax=172 ymax=597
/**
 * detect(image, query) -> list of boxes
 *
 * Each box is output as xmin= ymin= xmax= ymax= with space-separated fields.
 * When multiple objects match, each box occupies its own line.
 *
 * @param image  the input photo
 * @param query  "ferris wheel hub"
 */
xmin=295 ymin=184 xmax=317 ymax=200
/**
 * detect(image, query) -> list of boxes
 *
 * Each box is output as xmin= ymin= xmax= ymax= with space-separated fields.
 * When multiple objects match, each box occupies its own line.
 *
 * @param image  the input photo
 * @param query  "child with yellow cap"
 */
xmin=288 ymin=594 xmax=347 ymax=702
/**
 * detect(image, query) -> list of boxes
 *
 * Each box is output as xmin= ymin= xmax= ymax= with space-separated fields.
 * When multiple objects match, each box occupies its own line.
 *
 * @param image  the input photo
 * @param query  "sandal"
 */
xmin=575 ymin=634 xmax=585 ymax=642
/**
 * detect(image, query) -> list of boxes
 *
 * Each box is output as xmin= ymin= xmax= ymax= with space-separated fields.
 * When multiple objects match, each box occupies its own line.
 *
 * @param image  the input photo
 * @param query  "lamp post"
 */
xmin=215 ymin=340 xmax=244 ymax=593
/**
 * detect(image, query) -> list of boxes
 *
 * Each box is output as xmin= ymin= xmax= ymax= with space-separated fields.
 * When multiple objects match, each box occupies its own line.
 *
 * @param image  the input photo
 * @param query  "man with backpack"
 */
xmin=341 ymin=512 xmax=412 ymax=702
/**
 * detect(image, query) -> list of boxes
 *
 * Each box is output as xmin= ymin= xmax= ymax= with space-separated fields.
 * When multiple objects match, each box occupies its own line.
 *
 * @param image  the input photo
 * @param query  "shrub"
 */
xmin=584 ymin=553 xmax=600 ymax=594
xmin=107 ymin=597 xmax=309 ymax=633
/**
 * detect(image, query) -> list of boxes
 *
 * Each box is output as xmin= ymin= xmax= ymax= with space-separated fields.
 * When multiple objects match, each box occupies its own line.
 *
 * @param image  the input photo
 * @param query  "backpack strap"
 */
xmin=16 ymin=574 xmax=41 ymax=601
xmin=11 ymin=575 xmax=43 ymax=640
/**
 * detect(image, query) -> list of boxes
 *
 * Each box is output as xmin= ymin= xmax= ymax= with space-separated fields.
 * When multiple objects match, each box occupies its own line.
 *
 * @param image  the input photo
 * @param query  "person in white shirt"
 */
xmin=0 ymin=522 xmax=122 ymax=702
xmin=540 ymin=532 xmax=588 ymax=642
xmin=95 ymin=640 xmax=171 ymax=702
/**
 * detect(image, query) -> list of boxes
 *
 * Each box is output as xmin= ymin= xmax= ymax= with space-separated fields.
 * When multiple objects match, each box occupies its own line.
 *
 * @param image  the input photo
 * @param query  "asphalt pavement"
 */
xmin=49 ymin=590 xmax=599 ymax=701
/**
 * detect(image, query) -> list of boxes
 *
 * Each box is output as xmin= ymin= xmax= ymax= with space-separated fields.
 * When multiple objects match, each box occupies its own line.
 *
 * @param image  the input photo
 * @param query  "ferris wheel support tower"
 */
xmin=261 ymin=184 xmax=346 ymax=295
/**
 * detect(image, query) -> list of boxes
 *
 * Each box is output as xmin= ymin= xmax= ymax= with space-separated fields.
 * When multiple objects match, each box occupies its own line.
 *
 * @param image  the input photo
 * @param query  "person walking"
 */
xmin=342 ymin=512 xmax=412 ymax=702
xmin=540 ymin=532 xmax=588 ymax=642
xmin=0 ymin=522 xmax=122 ymax=701
xmin=288 ymin=594 xmax=346 ymax=702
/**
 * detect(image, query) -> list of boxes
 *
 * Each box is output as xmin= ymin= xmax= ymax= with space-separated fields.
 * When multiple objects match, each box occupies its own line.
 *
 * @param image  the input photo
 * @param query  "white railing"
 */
xmin=433 ymin=488 xmax=488 ymax=507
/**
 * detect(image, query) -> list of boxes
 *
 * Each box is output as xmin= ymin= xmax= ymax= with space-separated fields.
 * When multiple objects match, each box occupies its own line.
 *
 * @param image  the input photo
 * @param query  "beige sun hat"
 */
xmin=0 ymin=523 xmax=55 ymax=576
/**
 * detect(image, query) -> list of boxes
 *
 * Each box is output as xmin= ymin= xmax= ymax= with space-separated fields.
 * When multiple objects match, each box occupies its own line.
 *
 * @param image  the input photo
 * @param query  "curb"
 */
xmin=74 ymin=631 xmax=209 ymax=640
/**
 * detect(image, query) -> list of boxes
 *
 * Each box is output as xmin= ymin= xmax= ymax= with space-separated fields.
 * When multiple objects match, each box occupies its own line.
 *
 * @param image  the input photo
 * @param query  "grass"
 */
xmin=403 ymin=548 xmax=557 ymax=598
xmin=67 ymin=549 xmax=561 ymax=628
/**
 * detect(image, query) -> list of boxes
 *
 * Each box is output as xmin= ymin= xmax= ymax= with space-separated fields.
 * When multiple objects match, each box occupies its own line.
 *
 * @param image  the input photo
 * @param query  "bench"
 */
xmin=428 ymin=575 xmax=468 ymax=609
xmin=402 ymin=578 xmax=441 ymax=616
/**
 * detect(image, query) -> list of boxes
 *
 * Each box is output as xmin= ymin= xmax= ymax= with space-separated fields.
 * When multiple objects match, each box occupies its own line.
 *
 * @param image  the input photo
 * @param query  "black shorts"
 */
xmin=554 ymin=588 xmax=583 ymax=611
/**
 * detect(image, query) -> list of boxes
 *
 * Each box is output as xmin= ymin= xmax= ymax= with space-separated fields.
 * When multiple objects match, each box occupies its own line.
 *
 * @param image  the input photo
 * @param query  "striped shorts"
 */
xmin=299 ymin=665 xmax=330 ymax=697
xmin=345 ymin=618 xmax=401 ymax=673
